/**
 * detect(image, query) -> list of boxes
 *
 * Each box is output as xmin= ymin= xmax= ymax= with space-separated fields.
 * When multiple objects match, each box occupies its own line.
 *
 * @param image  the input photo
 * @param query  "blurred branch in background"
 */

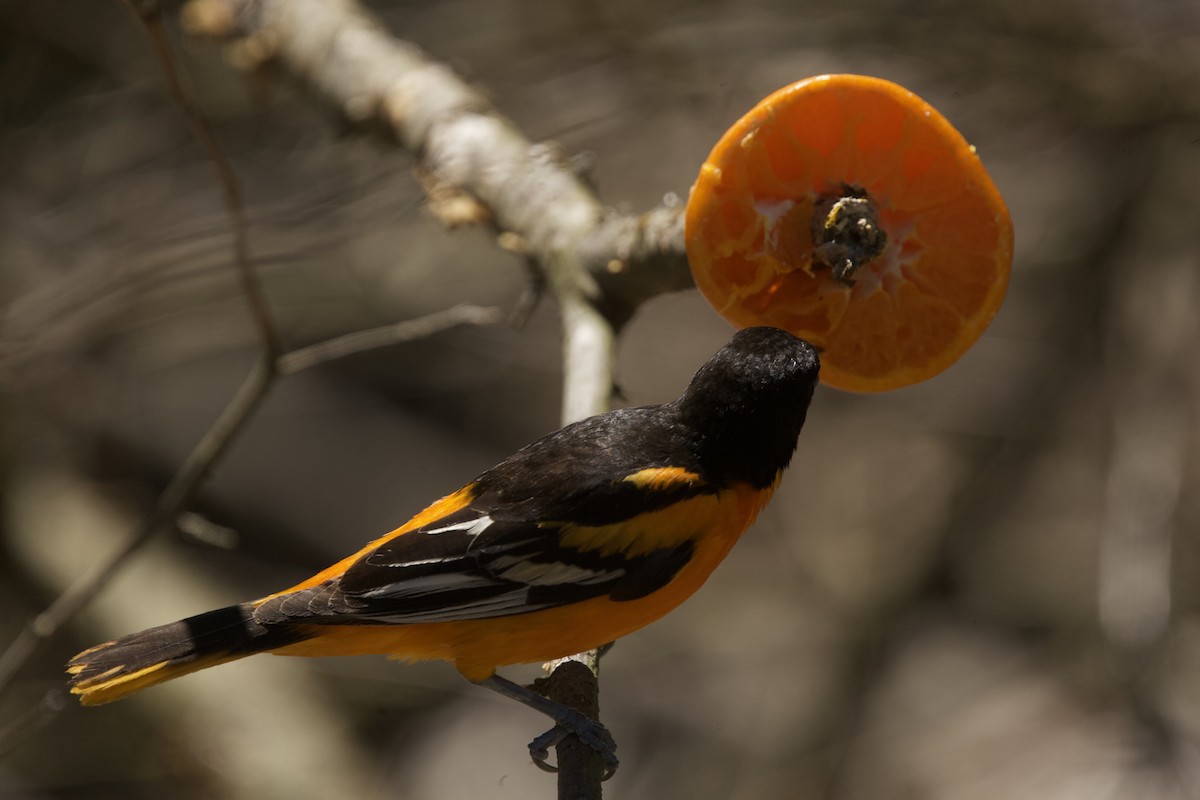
xmin=7 ymin=473 xmax=391 ymax=800
xmin=1096 ymin=122 xmax=1199 ymax=789
xmin=0 ymin=300 xmax=501 ymax=723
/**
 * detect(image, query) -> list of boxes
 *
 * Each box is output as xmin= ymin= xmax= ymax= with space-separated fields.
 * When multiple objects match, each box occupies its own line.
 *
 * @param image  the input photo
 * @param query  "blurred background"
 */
xmin=2 ymin=0 xmax=1199 ymax=797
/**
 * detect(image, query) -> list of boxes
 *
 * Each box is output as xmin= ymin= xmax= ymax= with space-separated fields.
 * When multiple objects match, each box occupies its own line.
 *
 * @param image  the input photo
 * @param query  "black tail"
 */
xmin=67 ymin=603 xmax=305 ymax=706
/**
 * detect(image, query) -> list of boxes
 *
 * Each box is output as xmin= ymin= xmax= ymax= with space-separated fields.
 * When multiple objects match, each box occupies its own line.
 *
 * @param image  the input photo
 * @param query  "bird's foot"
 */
xmin=528 ymin=712 xmax=618 ymax=780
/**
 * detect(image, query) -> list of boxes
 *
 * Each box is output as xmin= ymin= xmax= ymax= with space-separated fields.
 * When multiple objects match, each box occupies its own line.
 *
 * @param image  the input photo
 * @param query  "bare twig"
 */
xmin=540 ymin=276 xmax=616 ymax=795
xmin=128 ymin=0 xmax=283 ymax=357
xmin=536 ymin=655 xmax=608 ymax=799
xmin=277 ymin=303 xmax=501 ymax=375
xmin=0 ymin=304 xmax=500 ymax=703
xmin=0 ymin=350 xmax=274 ymax=703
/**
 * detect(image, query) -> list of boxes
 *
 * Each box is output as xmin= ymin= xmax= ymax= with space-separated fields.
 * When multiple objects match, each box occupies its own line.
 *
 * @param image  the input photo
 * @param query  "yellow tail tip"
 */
xmin=68 ymin=660 xmax=176 ymax=706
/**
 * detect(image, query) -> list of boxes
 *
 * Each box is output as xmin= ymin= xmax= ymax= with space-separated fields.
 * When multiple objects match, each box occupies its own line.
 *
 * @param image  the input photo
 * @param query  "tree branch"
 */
xmin=181 ymin=0 xmax=693 ymax=331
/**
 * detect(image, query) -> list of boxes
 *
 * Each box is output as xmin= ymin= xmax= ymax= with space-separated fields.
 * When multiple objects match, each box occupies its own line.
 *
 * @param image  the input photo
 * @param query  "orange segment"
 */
xmin=685 ymin=74 xmax=1014 ymax=392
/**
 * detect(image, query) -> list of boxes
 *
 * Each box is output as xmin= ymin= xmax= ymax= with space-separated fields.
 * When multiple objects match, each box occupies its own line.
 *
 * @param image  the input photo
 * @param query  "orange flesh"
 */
xmin=686 ymin=74 xmax=1013 ymax=392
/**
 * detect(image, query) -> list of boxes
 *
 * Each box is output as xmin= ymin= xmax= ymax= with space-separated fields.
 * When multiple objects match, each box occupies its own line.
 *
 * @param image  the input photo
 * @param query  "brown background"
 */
xmin=2 ymin=0 xmax=1199 ymax=797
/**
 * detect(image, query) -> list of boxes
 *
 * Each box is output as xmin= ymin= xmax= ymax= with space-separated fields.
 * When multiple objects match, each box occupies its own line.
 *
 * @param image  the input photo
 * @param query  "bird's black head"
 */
xmin=674 ymin=327 xmax=820 ymax=488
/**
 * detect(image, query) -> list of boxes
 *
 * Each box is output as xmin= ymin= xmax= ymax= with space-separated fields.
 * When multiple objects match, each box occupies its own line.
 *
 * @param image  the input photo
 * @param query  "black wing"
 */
xmin=254 ymin=407 xmax=713 ymax=626
xmin=255 ymin=494 xmax=699 ymax=626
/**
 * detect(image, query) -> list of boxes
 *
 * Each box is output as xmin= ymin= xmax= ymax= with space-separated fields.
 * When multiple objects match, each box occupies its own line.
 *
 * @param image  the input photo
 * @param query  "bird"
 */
xmin=67 ymin=326 xmax=820 ymax=776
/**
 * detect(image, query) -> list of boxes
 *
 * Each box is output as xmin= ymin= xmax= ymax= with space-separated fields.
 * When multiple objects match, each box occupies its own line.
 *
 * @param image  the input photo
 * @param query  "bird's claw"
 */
xmin=527 ymin=718 xmax=619 ymax=780
xmin=477 ymin=674 xmax=619 ymax=779
xmin=529 ymin=727 xmax=565 ymax=772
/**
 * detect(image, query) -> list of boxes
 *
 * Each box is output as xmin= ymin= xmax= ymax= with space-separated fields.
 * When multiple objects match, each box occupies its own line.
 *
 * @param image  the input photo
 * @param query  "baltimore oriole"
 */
xmin=67 ymin=326 xmax=820 ymax=775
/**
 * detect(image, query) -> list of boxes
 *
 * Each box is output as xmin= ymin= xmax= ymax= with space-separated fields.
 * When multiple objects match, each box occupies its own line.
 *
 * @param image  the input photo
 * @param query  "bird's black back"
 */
xmin=474 ymin=327 xmax=820 ymax=522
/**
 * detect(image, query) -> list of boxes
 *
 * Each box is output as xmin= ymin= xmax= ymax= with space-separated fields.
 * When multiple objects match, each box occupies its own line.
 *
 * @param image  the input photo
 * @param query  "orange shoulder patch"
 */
xmin=621 ymin=466 xmax=703 ymax=491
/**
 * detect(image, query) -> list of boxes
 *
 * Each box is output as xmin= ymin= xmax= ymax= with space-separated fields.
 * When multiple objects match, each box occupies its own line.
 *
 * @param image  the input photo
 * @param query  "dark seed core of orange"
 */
xmin=810 ymin=186 xmax=887 ymax=286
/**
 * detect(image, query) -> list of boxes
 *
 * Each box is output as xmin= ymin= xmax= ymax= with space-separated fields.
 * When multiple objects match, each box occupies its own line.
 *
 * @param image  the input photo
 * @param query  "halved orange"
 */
xmin=685 ymin=74 xmax=1013 ymax=392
